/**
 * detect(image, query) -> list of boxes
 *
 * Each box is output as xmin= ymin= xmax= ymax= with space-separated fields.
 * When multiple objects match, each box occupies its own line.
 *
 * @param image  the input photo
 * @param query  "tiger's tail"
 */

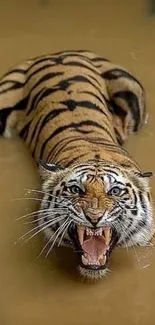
xmin=91 ymin=55 xmax=146 ymax=145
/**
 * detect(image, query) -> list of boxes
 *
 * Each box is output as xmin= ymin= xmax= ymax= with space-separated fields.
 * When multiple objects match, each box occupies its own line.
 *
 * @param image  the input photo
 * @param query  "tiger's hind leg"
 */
xmin=0 ymin=60 xmax=31 ymax=138
xmin=91 ymin=55 xmax=146 ymax=145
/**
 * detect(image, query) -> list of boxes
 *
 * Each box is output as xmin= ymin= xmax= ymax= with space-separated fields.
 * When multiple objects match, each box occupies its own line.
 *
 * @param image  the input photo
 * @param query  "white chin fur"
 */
xmin=78 ymin=265 xmax=108 ymax=280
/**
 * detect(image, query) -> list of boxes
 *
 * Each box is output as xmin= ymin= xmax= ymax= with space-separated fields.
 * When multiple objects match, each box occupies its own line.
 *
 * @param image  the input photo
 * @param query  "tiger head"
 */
xmin=38 ymin=159 xmax=154 ymax=280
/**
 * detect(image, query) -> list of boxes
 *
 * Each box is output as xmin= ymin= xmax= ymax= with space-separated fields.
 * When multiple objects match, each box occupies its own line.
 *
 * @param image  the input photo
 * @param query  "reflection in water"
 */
xmin=0 ymin=0 xmax=155 ymax=324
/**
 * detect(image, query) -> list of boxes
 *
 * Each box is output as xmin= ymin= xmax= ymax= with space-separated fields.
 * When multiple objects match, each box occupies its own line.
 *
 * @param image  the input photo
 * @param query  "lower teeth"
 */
xmin=81 ymin=254 xmax=107 ymax=266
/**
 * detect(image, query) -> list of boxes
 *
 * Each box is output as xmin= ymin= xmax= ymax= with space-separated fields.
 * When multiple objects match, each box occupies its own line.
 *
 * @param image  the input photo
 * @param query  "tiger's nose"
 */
xmin=85 ymin=210 xmax=105 ymax=225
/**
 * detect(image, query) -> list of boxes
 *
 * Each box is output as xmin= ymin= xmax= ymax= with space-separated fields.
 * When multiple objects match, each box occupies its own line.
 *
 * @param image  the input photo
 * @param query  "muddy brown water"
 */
xmin=0 ymin=1 xmax=155 ymax=324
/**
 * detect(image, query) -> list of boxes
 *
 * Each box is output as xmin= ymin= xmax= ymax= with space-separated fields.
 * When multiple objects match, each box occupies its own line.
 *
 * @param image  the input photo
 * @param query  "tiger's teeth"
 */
xmin=104 ymin=227 xmax=111 ymax=245
xmin=86 ymin=227 xmax=93 ymax=236
xmin=82 ymin=255 xmax=89 ymax=265
xmin=77 ymin=226 xmax=85 ymax=245
xmin=95 ymin=228 xmax=102 ymax=236
xmin=99 ymin=255 xmax=107 ymax=265
xmin=86 ymin=227 xmax=103 ymax=236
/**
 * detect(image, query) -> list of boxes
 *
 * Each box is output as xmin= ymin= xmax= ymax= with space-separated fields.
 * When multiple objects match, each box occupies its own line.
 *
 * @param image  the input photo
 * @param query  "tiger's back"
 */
xmin=0 ymin=50 xmax=145 ymax=169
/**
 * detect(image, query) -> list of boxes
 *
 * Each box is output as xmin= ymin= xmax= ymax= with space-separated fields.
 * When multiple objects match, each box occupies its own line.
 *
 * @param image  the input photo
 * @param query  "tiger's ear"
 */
xmin=132 ymin=171 xmax=153 ymax=191
xmin=38 ymin=160 xmax=64 ymax=181
xmin=135 ymin=171 xmax=153 ymax=178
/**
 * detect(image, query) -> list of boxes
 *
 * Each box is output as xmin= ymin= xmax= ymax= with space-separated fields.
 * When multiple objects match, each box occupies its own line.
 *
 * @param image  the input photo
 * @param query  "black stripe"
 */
xmin=58 ymin=144 xmax=87 ymax=158
xmin=27 ymin=87 xmax=59 ymax=115
xmin=54 ymin=190 xmax=60 ymax=208
xmin=75 ymin=165 xmax=95 ymax=173
xmin=100 ymin=168 xmax=120 ymax=177
xmin=30 ymin=71 xmax=63 ymax=93
xmin=46 ymin=136 xmax=75 ymax=162
xmin=27 ymin=57 xmax=54 ymax=71
xmin=102 ymin=144 xmax=126 ymax=154
xmin=64 ymin=153 xmax=89 ymax=167
xmin=110 ymin=100 xmax=126 ymax=117
xmin=98 ymin=141 xmax=128 ymax=153
xmin=112 ymin=91 xmax=141 ymax=131
xmin=26 ymin=88 xmax=46 ymax=114
xmin=60 ymin=99 xmax=109 ymax=119
xmin=82 ymin=121 xmax=114 ymax=138
xmin=102 ymin=69 xmax=143 ymax=90
xmin=63 ymin=60 xmax=98 ymax=75
xmin=139 ymin=191 xmax=147 ymax=213
xmin=125 ymin=183 xmax=132 ymax=188
xmin=72 ymin=120 xmax=115 ymax=138
xmin=79 ymin=90 xmax=106 ymax=106
xmin=26 ymin=64 xmax=57 ymax=83
xmin=87 ymin=73 xmax=101 ymax=87
xmin=61 ymin=52 xmax=94 ymax=64
xmin=28 ymin=116 xmax=43 ymax=144
xmin=56 ymin=145 xmax=89 ymax=165
xmin=138 ymin=218 xmax=147 ymax=227
xmin=19 ymin=121 xmax=31 ymax=139
xmin=46 ymin=136 xmax=92 ymax=162
xmin=132 ymin=189 xmax=138 ymax=206
xmin=0 ymin=80 xmax=23 ymax=87
xmin=127 ymin=218 xmax=133 ymax=229
xmin=48 ymin=136 xmax=114 ymax=163
xmin=0 ymin=80 xmax=24 ymax=94
xmin=32 ymin=108 xmax=67 ymax=156
xmin=131 ymin=209 xmax=138 ymax=216
xmin=75 ymin=170 xmax=90 ymax=178
xmin=129 ymin=218 xmax=147 ymax=237
xmin=114 ymin=128 xmax=124 ymax=145
xmin=147 ymin=192 xmax=151 ymax=201
xmin=39 ymin=120 xmax=115 ymax=159
xmin=58 ymin=74 xmax=109 ymax=104
xmin=1 ymin=68 xmax=27 ymax=79
xmin=28 ymin=51 xmax=91 ymax=71
xmin=0 ymin=95 xmax=29 ymax=135
xmin=91 ymin=57 xmax=110 ymax=62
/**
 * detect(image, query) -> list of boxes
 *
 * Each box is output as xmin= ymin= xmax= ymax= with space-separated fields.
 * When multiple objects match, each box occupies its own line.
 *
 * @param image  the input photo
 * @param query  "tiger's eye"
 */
xmin=109 ymin=187 xmax=122 ymax=196
xmin=69 ymin=185 xmax=82 ymax=195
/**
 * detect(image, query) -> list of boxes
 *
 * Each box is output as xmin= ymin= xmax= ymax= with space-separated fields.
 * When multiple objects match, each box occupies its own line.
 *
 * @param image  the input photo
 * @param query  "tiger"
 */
xmin=0 ymin=50 xmax=154 ymax=280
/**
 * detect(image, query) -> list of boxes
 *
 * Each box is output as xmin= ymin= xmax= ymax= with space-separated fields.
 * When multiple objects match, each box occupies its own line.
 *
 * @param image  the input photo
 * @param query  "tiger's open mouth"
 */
xmin=75 ymin=226 xmax=118 ymax=270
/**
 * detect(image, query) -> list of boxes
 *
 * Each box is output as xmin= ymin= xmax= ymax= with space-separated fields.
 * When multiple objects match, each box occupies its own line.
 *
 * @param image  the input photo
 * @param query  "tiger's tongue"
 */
xmin=82 ymin=236 xmax=107 ymax=260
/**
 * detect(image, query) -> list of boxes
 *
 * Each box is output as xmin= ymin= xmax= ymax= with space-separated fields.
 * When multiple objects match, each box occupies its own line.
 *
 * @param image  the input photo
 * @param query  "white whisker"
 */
xmin=116 ymin=220 xmax=153 ymax=268
xmin=68 ymin=206 xmax=85 ymax=224
xmin=12 ymin=194 xmax=71 ymax=210
xmin=24 ymin=211 xmax=67 ymax=224
xmin=25 ymin=188 xmax=73 ymax=205
xmin=45 ymin=218 xmax=70 ymax=257
xmin=12 ymin=197 xmax=45 ymax=203
xmin=23 ymin=216 xmax=66 ymax=244
xmin=18 ymin=215 xmax=65 ymax=242
xmin=57 ymin=220 xmax=72 ymax=247
xmin=37 ymin=236 xmax=54 ymax=259
xmin=37 ymin=219 xmax=72 ymax=258
xmin=16 ymin=207 xmax=67 ymax=221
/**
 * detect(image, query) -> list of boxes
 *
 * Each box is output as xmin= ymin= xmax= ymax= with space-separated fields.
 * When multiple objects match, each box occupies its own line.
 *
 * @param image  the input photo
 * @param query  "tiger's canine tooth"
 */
xmin=77 ymin=226 xmax=85 ymax=245
xmin=104 ymin=227 xmax=111 ymax=245
xmin=99 ymin=255 xmax=107 ymax=265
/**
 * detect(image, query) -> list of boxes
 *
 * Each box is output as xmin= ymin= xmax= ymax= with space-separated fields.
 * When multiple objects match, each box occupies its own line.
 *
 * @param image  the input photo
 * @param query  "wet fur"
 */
xmin=0 ymin=50 xmax=154 ymax=279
